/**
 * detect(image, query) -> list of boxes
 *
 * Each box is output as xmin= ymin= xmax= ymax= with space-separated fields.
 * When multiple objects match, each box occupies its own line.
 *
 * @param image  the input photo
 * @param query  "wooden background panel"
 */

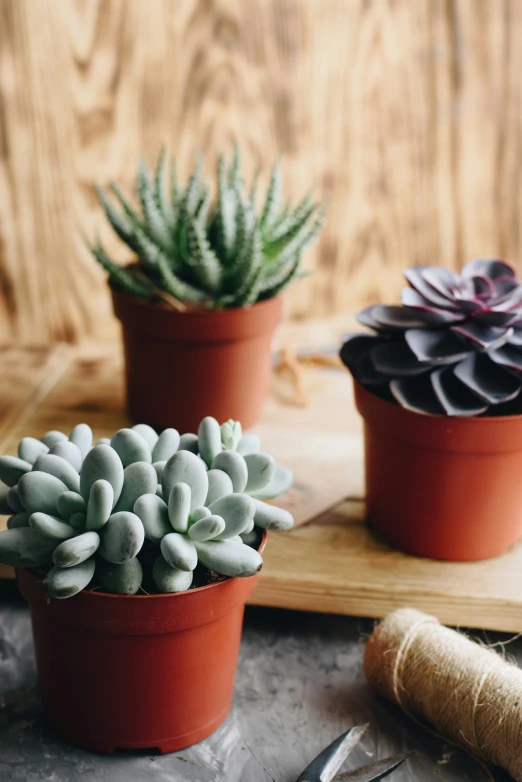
xmin=0 ymin=0 xmax=522 ymax=344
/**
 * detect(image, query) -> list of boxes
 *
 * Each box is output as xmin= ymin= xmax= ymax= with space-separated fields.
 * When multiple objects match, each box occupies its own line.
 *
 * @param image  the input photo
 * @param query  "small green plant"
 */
xmin=0 ymin=418 xmax=294 ymax=598
xmin=89 ymin=147 xmax=324 ymax=309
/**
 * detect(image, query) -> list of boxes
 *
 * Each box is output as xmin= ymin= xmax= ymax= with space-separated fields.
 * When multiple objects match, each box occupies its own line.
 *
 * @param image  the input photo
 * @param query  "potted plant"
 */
xmin=89 ymin=147 xmax=324 ymax=431
xmin=0 ymin=417 xmax=294 ymax=753
xmin=340 ymin=258 xmax=522 ymax=562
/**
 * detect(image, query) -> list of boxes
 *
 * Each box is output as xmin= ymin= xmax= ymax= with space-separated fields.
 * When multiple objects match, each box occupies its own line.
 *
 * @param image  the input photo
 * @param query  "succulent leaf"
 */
xmin=136 ymin=159 xmax=172 ymax=250
xmin=195 ymin=539 xmax=263 ymax=577
xmin=161 ymin=532 xmax=198 ymax=571
xmin=247 ymin=464 xmax=294 ymax=500
xmin=29 ymin=512 xmax=76 ymax=540
xmin=152 ymin=555 xmax=193 ymax=593
xmin=18 ymin=437 xmax=49 ymax=466
xmin=113 ymin=462 xmax=157 ymax=514
xmin=221 ymin=420 xmax=243 ymax=451
xmin=390 ymin=375 xmax=445 ymax=416
xmin=44 ymin=560 xmax=96 ymax=599
xmin=453 ymin=353 xmax=522 ymax=404
xmin=32 ymin=454 xmax=80 ymax=493
xmin=430 ymin=367 xmax=489 ymax=417
xmin=95 ymin=186 xmax=140 ymax=253
xmin=260 ymin=162 xmax=282 ymax=230
xmin=62 ymin=422 xmax=92 ymax=456
xmin=95 ymin=557 xmax=143 ymax=595
xmin=52 ymin=531 xmax=100 ymax=568
xmin=154 ymin=148 xmax=173 ymax=223
xmin=0 ymin=456 xmax=32 ymax=487
xmin=185 ymin=214 xmax=222 ymax=292
xmin=89 ymin=243 xmax=152 ymax=299
xmin=163 ymin=451 xmax=208 ymax=510
xmin=134 ymin=493 xmax=171 ymax=542
xmin=151 ymin=429 xmax=180 ymax=462
xmin=211 ymin=451 xmax=248 ymax=493
xmin=99 ymin=511 xmax=145 ymax=564
xmin=111 ymin=428 xmax=152 ymax=467
xmin=50 ymin=441 xmax=83 ymax=471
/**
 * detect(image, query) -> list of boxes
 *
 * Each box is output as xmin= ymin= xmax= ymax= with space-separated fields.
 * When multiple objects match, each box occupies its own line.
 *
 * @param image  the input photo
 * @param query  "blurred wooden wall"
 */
xmin=1 ymin=0 xmax=522 ymax=344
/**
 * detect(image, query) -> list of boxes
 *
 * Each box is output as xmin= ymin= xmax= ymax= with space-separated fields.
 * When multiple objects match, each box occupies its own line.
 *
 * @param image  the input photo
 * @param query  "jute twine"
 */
xmin=364 ymin=609 xmax=522 ymax=780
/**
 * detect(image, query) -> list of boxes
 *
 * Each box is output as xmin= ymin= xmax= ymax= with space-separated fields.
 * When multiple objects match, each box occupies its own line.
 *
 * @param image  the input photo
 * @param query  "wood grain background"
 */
xmin=1 ymin=0 xmax=522 ymax=344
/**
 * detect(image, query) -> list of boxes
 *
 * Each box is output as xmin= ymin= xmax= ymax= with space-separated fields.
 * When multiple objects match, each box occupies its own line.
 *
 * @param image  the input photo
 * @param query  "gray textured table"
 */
xmin=0 ymin=582 xmax=514 ymax=782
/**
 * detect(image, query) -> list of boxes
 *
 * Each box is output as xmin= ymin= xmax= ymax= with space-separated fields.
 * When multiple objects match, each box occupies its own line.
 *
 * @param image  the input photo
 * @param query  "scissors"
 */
xmin=294 ymin=723 xmax=410 ymax=782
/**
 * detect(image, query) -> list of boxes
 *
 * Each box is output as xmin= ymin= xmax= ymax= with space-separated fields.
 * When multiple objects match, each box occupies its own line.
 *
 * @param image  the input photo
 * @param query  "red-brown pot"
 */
xmin=355 ymin=381 xmax=522 ymax=561
xmin=16 ymin=533 xmax=265 ymax=754
xmin=111 ymin=289 xmax=283 ymax=432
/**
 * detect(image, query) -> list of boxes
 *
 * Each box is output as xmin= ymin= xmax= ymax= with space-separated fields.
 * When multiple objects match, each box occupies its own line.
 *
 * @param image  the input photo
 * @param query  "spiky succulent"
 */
xmin=0 ymin=418 xmax=294 ymax=599
xmin=341 ymin=259 xmax=522 ymax=416
xmin=90 ymin=147 xmax=324 ymax=309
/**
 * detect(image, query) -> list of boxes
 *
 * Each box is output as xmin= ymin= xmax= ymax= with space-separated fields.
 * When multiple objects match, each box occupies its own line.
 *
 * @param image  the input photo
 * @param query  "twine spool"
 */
xmin=364 ymin=608 xmax=522 ymax=780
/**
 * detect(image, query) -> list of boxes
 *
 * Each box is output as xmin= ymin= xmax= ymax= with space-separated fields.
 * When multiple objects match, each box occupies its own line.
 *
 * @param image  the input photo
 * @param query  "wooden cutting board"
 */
xmin=2 ymin=326 xmax=522 ymax=632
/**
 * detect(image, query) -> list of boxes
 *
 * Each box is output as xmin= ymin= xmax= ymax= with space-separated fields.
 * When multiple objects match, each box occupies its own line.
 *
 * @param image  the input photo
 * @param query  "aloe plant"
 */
xmin=90 ymin=147 xmax=324 ymax=309
xmin=341 ymin=259 xmax=522 ymax=416
xmin=0 ymin=418 xmax=294 ymax=598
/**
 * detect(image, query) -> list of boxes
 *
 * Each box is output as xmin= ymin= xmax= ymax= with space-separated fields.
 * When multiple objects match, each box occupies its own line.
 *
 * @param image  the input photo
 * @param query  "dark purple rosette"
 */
xmin=341 ymin=259 xmax=522 ymax=416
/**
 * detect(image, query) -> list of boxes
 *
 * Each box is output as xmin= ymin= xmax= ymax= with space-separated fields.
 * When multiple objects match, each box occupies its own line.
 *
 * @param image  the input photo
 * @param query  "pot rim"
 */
xmin=21 ymin=530 xmax=267 ymax=603
xmin=110 ymin=283 xmax=282 ymax=319
xmin=354 ymin=380 xmax=522 ymax=453
xmin=354 ymin=379 xmax=522 ymax=425
xmin=111 ymin=286 xmax=284 ymax=341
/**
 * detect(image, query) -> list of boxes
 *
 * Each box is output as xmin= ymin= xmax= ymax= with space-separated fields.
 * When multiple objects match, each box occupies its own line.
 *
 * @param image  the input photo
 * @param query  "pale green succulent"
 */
xmin=89 ymin=146 xmax=324 ymax=308
xmin=0 ymin=417 xmax=294 ymax=599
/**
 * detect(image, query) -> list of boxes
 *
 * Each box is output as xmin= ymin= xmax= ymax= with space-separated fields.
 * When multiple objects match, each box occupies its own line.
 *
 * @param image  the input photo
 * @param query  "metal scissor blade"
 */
xmin=334 ymin=752 xmax=411 ymax=782
xmin=295 ymin=724 xmax=369 ymax=782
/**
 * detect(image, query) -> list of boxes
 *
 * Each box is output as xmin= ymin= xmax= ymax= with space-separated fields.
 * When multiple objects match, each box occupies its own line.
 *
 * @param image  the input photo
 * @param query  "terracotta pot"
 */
xmin=16 ymin=534 xmax=265 ymax=754
xmin=111 ymin=289 xmax=283 ymax=432
xmin=354 ymin=381 xmax=522 ymax=561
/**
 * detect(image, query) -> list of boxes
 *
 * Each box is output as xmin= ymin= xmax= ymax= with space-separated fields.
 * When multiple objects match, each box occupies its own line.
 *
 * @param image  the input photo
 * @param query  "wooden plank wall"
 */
xmin=0 ymin=0 xmax=521 ymax=344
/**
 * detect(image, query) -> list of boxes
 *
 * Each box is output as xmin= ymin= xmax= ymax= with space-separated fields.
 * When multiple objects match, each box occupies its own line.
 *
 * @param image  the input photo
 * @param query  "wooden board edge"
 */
xmin=248 ymin=577 xmax=522 ymax=633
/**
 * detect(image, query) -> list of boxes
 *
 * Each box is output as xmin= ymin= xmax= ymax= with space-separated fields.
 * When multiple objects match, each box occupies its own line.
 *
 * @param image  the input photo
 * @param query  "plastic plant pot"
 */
xmin=112 ymin=289 xmax=283 ymax=433
xmin=16 ymin=534 xmax=266 ymax=754
xmin=355 ymin=381 xmax=522 ymax=561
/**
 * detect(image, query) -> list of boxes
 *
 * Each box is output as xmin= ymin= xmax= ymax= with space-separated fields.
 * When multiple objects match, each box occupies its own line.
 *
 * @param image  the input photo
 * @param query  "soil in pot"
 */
xmin=17 ymin=534 xmax=266 ymax=754
xmin=112 ymin=289 xmax=283 ymax=433
xmin=354 ymin=381 xmax=522 ymax=561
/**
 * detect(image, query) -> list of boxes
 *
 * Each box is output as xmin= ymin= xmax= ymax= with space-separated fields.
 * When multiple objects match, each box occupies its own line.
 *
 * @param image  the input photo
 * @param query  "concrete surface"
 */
xmin=0 ymin=582 xmax=513 ymax=781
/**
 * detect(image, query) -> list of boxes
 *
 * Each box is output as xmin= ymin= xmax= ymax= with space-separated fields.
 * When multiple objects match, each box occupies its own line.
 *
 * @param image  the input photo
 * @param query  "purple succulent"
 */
xmin=340 ymin=259 xmax=522 ymax=416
